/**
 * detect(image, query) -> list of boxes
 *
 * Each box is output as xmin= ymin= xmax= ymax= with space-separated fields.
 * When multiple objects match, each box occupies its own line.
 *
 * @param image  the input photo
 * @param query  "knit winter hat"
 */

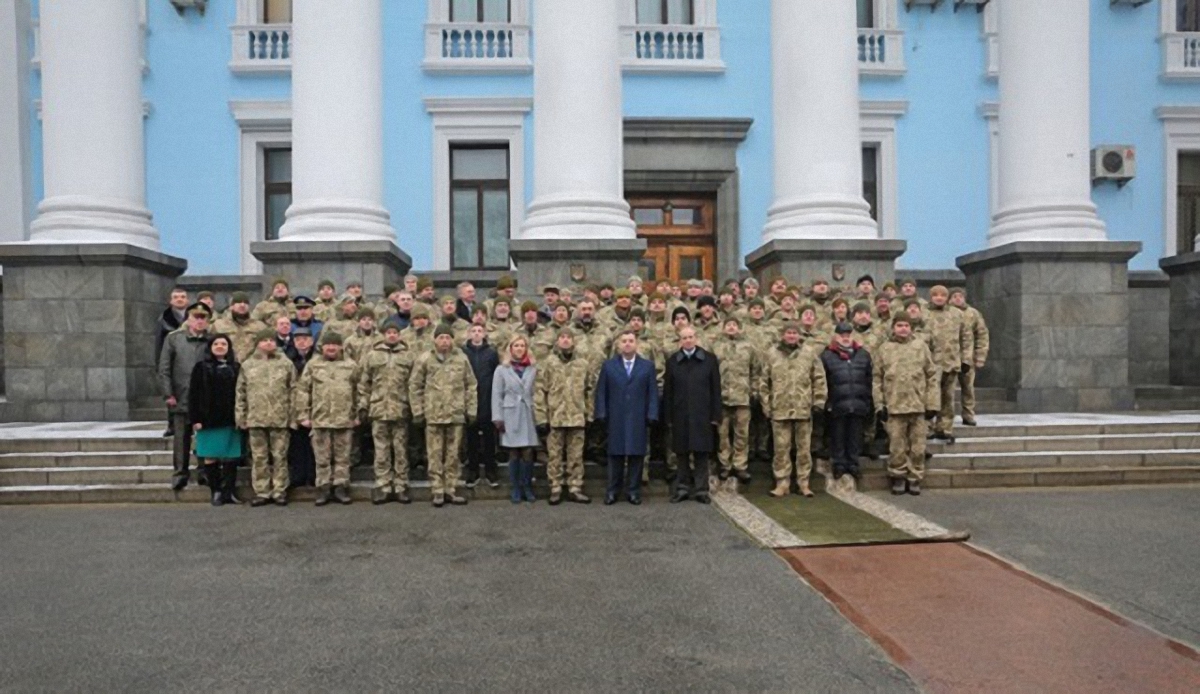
xmin=433 ymin=324 xmax=455 ymax=339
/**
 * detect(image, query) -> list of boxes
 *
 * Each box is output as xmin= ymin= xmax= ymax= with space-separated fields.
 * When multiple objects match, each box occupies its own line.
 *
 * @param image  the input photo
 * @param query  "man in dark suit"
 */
xmin=595 ymin=329 xmax=660 ymax=505
xmin=455 ymin=281 xmax=477 ymax=322
xmin=664 ymin=326 xmax=723 ymax=504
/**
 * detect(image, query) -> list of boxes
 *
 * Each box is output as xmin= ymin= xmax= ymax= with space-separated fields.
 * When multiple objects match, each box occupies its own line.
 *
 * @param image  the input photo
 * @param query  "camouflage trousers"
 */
xmin=772 ymin=419 xmax=814 ymax=484
xmin=546 ymin=426 xmax=585 ymax=493
xmin=935 ymin=370 xmax=958 ymax=435
xmin=957 ymin=367 xmax=976 ymax=421
xmin=312 ymin=428 xmax=353 ymax=489
xmin=717 ymin=406 xmax=751 ymax=473
xmin=248 ymin=427 xmax=290 ymax=500
xmin=371 ymin=420 xmax=409 ymax=493
xmin=426 ymin=424 xmax=463 ymax=497
xmin=885 ymin=413 xmax=927 ymax=482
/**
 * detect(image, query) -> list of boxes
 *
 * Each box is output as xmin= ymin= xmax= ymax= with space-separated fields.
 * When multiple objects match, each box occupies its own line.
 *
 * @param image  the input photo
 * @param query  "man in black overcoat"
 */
xmin=664 ymin=326 xmax=723 ymax=504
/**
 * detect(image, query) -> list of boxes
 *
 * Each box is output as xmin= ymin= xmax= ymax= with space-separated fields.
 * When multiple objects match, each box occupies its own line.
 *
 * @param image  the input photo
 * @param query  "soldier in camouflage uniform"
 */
xmin=536 ymin=328 xmax=596 ymax=505
xmin=925 ymin=285 xmax=970 ymax=441
xmin=742 ymin=298 xmax=776 ymax=464
xmin=890 ymin=278 xmax=928 ymax=317
xmin=873 ymin=314 xmax=939 ymax=495
xmin=693 ymin=295 xmax=724 ymax=344
xmin=212 ymin=292 xmax=266 ymax=363
xmin=343 ymin=280 xmax=375 ymax=316
xmin=808 ymin=279 xmax=836 ymax=336
xmin=904 ymin=299 xmax=929 ymax=348
xmin=710 ymin=315 xmax=759 ymax=483
xmin=486 ymin=297 xmax=517 ymax=351
xmin=358 ymin=322 xmax=414 ymax=505
xmin=435 ymin=295 xmax=470 ymax=346
xmin=764 ymin=277 xmax=789 ymax=318
xmin=410 ymin=324 xmax=478 ymax=507
xmin=572 ymin=298 xmax=611 ymax=463
xmin=235 ymin=329 xmax=297 ymax=506
xmin=950 ymin=288 xmax=990 ymax=427
xmin=295 ymin=332 xmax=361 ymax=506
xmin=252 ymin=278 xmax=295 ymax=324
xmin=400 ymin=303 xmax=434 ymax=354
xmin=758 ymin=323 xmax=828 ymax=498
xmin=512 ymin=301 xmax=552 ymax=360
xmin=313 ymin=279 xmax=338 ymax=323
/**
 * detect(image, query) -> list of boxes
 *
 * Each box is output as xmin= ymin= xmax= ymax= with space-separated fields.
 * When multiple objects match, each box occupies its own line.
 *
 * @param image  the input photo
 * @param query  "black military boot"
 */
xmin=221 ymin=462 xmax=243 ymax=505
xmin=371 ymin=488 xmax=389 ymax=505
xmin=908 ymin=480 xmax=921 ymax=496
xmin=334 ymin=486 xmax=352 ymax=505
xmin=314 ymin=485 xmax=332 ymax=506
xmin=890 ymin=477 xmax=907 ymax=495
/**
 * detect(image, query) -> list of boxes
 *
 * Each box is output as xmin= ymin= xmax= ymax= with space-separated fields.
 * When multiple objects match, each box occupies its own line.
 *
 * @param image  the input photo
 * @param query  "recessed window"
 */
xmin=451 ymin=145 xmax=510 ymax=269
xmin=1180 ymin=0 xmax=1200 ymax=32
xmin=857 ymin=0 xmax=874 ymax=29
xmin=862 ymin=145 xmax=879 ymax=222
xmin=264 ymin=147 xmax=291 ymax=241
xmin=451 ymin=0 xmax=511 ymax=22
xmin=1178 ymin=152 xmax=1200 ymax=252
xmin=636 ymin=0 xmax=694 ymax=25
xmin=262 ymin=0 xmax=291 ymax=23
xmin=633 ymin=208 xmax=666 ymax=225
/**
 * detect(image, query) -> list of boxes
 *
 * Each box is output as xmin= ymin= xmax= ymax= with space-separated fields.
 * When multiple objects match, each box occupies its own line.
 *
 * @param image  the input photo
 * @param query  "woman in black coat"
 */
xmin=819 ymin=324 xmax=873 ymax=481
xmin=663 ymin=327 xmax=722 ymax=503
xmin=188 ymin=334 xmax=243 ymax=506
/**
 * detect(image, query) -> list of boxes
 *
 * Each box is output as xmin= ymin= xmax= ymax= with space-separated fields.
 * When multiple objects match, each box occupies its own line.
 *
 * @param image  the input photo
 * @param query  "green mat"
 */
xmin=741 ymin=479 xmax=913 ymax=546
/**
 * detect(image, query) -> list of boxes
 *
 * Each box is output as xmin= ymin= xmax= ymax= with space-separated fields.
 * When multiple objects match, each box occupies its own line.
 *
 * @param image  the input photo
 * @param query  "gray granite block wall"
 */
xmin=1160 ymin=252 xmax=1200 ymax=387
xmin=745 ymin=239 xmax=907 ymax=288
xmin=251 ymin=240 xmax=411 ymax=300
xmin=1127 ymin=271 xmax=1170 ymax=387
xmin=508 ymin=238 xmax=648 ymax=296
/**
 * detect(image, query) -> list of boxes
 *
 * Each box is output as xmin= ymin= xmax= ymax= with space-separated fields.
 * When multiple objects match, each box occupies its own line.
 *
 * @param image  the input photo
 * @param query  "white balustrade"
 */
xmin=620 ymin=24 xmax=723 ymax=72
xmin=230 ymin=24 xmax=292 ymax=74
xmin=422 ymin=21 xmax=531 ymax=73
xmin=857 ymin=28 xmax=905 ymax=76
xmin=1163 ymin=33 xmax=1200 ymax=80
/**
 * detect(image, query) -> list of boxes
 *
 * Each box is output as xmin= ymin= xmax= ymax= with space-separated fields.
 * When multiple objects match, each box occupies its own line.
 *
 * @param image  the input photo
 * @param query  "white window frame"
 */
xmin=230 ymin=99 xmax=292 ymax=274
xmin=858 ymin=0 xmax=904 ymax=77
xmin=424 ymin=97 xmax=531 ymax=271
xmin=1160 ymin=0 xmax=1200 ymax=80
xmin=861 ymin=100 xmax=906 ymax=241
xmin=981 ymin=101 xmax=1000 ymax=218
xmin=620 ymin=0 xmax=724 ymax=73
xmin=1157 ymin=106 xmax=1200 ymax=255
xmin=423 ymin=0 xmax=532 ymax=74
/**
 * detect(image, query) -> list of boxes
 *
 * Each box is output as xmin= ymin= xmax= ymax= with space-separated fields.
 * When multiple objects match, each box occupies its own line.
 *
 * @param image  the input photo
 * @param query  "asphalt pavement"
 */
xmin=0 ymin=501 xmax=916 ymax=693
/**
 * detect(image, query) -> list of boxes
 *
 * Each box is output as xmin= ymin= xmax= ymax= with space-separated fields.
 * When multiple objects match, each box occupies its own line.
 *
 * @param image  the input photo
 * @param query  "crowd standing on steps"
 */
xmin=156 ymin=271 xmax=989 ymax=506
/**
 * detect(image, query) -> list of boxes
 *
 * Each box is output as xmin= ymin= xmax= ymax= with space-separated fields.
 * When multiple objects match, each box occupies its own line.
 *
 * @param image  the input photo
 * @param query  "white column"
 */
xmin=763 ymin=0 xmax=876 ymax=242
xmin=0 ymin=0 xmax=33 ymax=243
xmin=29 ymin=0 xmax=157 ymax=249
xmin=520 ymin=0 xmax=634 ymax=240
xmin=279 ymin=0 xmax=395 ymax=241
xmin=989 ymin=0 xmax=1106 ymax=246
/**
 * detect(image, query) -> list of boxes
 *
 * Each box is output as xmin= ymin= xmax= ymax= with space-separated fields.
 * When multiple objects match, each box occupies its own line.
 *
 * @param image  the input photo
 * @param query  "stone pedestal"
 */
xmin=508 ymin=238 xmax=647 ymax=296
xmin=744 ymin=239 xmax=906 ymax=287
xmin=0 ymin=243 xmax=186 ymax=421
xmin=957 ymin=241 xmax=1140 ymax=412
xmin=1159 ymin=252 xmax=1200 ymax=387
xmin=251 ymin=240 xmax=411 ymax=298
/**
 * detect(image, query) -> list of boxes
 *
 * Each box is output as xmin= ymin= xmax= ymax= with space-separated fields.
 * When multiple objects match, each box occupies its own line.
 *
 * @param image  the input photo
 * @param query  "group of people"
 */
xmin=155 ymin=270 xmax=989 ymax=507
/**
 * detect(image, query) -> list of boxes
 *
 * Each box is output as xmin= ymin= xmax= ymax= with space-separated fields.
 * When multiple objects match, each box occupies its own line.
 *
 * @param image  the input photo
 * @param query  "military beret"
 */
xmin=321 ymin=332 xmax=343 ymax=345
xmin=540 ymin=284 xmax=560 ymax=294
xmin=520 ymin=300 xmax=540 ymax=314
xmin=254 ymin=328 xmax=276 ymax=342
xmin=615 ymin=289 xmax=632 ymax=299
xmin=834 ymin=322 xmax=853 ymax=335
xmin=187 ymin=302 xmax=212 ymax=319
xmin=346 ymin=280 xmax=363 ymax=289
xmin=197 ymin=290 xmax=215 ymax=300
xmin=930 ymin=285 xmax=950 ymax=297
xmin=318 ymin=279 xmax=335 ymax=291
xmin=697 ymin=295 xmax=717 ymax=309
xmin=892 ymin=314 xmax=912 ymax=326
xmin=383 ymin=284 xmax=400 ymax=296
xmin=433 ymin=324 xmax=455 ymax=338
xmin=292 ymin=327 xmax=313 ymax=338
xmin=230 ymin=292 xmax=250 ymax=305
xmin=416 ymin=278 xmax=433 ymax=291
xmin=629 ymin=307 xmax=646 ymax=320
xmin=671 ymin=306 xmax=692 ymax=322
xmin=496 ymin=275 xmax=516 ymax=290
xmin=411 ymin=304 xmax=430 ymax=319
xmin=293 ymin=296 xmax=315 ymax=309
xmin=748 ymin=297 xmax=766 ymax=309
xmin=356 ymin=308 xmax=376 ymax=320
xmin=852 ymin=302 xmax=872 ymax=315
xmin=742 ymin=277 xmax=760 ymax=288
xmin=723 ymin=315 xmax=742 ymax=328
xmin=382 ymin=320 xmax=403 ymax=333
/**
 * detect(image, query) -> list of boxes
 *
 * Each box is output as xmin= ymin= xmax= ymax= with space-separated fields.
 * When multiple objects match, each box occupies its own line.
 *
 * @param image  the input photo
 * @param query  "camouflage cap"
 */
xmin=648 ymin=292 xmax=667 ymax=303
xmin=340 ymin=294 xmax=358 ymax=306
xmin=230 ymin=291 xmax=250 ymax=305
xmin=318 ymin=279 xmax=335 ymax=291
xmin=382 ymin=320 xmax=403 ymax=333
xmin=614 ymin=288 xmax=632 ymax=299
xmin=416 ymin=277 xmax=433 ymax=291
xmin=254 ymin=328 xmax=276 ymax=342
xmin=882 ymin=281 xmax=898 ymax=291
xmin=496 ymin=274 xmax=516 ymax=290
xmin=321 ymin=332 xmax=343 ymax=345
xmin=433 ymin=324 xmax=455 ymax=339
xmin=493 ymin=296 xmax=512 ymax=307
xmin=723 ymin=314 xmax=742 ymax=328
xmin=799 ymin=303 xmax=817 ymax=316
xmin=411 ymin=304 xmax=430 ymax=319
xmin=520 ymin=300 xmax=540 ymax=314
xmin=439 ymin=295 xmax=456 ymax=306
xmin=930 ymin=284 xmax=950 ymax=297
xmin=851 ymin=302 xmax=872 ymax=315
xmin=556 ymin=327 xmax=575 ymax=339
xmin=356 ymin=308 xmax=376 ymax=320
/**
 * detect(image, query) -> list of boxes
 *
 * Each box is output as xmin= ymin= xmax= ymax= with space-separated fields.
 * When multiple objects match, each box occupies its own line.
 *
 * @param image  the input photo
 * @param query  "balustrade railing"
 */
xmin=1163 ymin=33 xmax=1200 ymax=79
xmin=857 ymin=29 xmax=905 ymax=76
xmin=230 ymin=24 xmax=292 ymax=73
xmin=620 ymin=24 xmax=723 ymax=72
xmin=423 ymin=22 xmax=531 ymax=72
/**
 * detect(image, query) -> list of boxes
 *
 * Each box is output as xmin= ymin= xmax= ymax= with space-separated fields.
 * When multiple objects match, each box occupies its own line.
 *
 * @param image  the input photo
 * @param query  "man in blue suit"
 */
xmin=595 ymin=329 xmax=660 ymax=505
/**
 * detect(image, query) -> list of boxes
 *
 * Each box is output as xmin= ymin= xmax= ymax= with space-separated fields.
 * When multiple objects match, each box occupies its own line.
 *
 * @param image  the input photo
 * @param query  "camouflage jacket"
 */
xmin=212 ymin=314 xmax=267 ymax=364
xmin=509 ymin=323 xmax=552 ymax=361
xmin=400 ymin=325 xmax=434 ymax=354
xmin=710 ymin=333 xmax=760 ymax=407
xmin=741 ymin=317 xmax=777 ymax=360
xmin=809 ymin=296 xmax=836 ymax=335
xmin=251 ymin=297 xmax=295 ymax=325
xmin=345 ymin=330 xmax=385 ymax=364
xmin=872 ymin=334 xmax=939 ymax=415
xmin=357 ymin=341 xmax=413 ymax=422
xmin=313 ymin=298 xmax=339 ymax=324
xmin=854 ymin=322 xmax=889 ymax=355
xmin=924 ymin=303 xmax=969 ymax=373
xmin=295 ymin=354 xmax=361 ymax=429
xmin=757 ymin=342 xmax=828 ymax=421
xmin=571 ymin=320 xmax=611 ymax=371
xmin=235 ymin=351 xmax=297 ymax=429
xmin=409 ymin=349 xmax=478 ymax=424
xmin=535 ymin=347 xmax=596 ymax=428
xmin=322 ymin=317 xmax=359 ymax=342
xmin=434 ymin=316 xmax=471 ymax=346
xmin=955 ymin=304 xmax=990 ymax=367
xmin=692 ymin=314 xmax=725 ymax=344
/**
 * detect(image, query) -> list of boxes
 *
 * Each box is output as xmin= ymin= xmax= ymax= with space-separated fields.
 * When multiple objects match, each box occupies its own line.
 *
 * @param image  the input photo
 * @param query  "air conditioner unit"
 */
xmin=1091 ymin=146 xmax=1136 ymax=186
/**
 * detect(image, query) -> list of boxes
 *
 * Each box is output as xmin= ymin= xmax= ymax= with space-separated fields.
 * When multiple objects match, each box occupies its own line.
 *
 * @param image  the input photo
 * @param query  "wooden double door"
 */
xmin=628 ymin=196 xmax=716 ymax=283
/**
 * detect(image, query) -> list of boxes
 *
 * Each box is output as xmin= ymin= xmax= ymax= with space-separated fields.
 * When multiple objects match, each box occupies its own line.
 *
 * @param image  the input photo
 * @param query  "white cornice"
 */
xmin=1156 ymin=105 xmax=1200 ymax=121
xmin=35 ymin=99 xmax=152 ymax=120
xmin=423 ymin=96 xmax=533 ymax=115
xmin=980 ymin=101 xmax=999 ymax=119
xmin=860 ymin=100 xmax=909 ymax=118
xmin=229 ymin=99 xmax=292 ymax=131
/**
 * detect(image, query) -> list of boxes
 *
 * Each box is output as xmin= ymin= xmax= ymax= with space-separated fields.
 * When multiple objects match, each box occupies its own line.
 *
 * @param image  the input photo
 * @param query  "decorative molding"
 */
xmin=1159 ymin=0 xmax=1200 ymax=80
xmin=860 ymin=101 xmax=908 ymax=241
xmin=422 ymin=0 xmax=531 ymax=74
xmin=231 ymin=99 xmax=292 ymax=273
xmin=620 ymin=0 xmax=723 ymax=73
xmin=35 ymin=99 xmax=152 ymax=119
xmin=1157 ymin=105 xmax=1200 ymax=255
xmin=623 ymin=117 xmax=753 ymax=142
xmin=981 ymin=101 xmax=1000 ymax=218
xmin=229 ymin=99 xmax=292 ymax=130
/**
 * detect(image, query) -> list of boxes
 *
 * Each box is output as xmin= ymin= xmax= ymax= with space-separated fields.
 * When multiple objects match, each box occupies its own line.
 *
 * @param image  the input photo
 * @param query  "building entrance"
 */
xmin=627 ymin=196 xmax=716 ymax=282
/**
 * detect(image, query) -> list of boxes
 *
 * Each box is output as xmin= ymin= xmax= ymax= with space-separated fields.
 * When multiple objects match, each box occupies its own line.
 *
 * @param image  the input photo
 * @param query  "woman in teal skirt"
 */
xmin=188 ymin=334 xmax=244 ymax=506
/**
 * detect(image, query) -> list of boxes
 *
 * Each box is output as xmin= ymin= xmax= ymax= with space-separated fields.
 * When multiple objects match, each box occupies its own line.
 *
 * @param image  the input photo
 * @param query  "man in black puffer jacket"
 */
xmin=820 ymin=323 xmax=873 ymax=481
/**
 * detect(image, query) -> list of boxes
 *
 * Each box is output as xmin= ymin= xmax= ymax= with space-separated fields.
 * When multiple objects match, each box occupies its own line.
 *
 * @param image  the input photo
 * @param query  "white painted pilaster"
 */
xmin=988 ymin=0 xmax=1106 ymax=246
xmin=520 ymin=0 xmax=635 ymax=240
xmin=278 ymin=0 xmax=395 ymax=242
xmin=29 ymin=0 xmax=158 ymax=249
xmin=0 ymin=0 xmax=33 ymax=243
xmin=763 ymin=0 xmax=877 ymax=241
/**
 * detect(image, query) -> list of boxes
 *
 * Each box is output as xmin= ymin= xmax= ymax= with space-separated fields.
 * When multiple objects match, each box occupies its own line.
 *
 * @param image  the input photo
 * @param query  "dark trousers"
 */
xmin=171 ymin=413 xmax=193 ymax=484
xmin=288 ymin=426 xmax=316 ymax=488
xmin=829 ymin=414 xmax=864 ymax=474
xmin=606 ymin=455 xmax=644 ymax=500
xmin=465 ymin=423 xmax=497 ymax=479
xmin=675 ymin=451 xmax=711 ymax=496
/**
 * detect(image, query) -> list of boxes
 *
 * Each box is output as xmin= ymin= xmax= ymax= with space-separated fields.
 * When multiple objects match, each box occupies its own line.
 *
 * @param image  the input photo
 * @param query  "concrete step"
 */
xmin=925 ymin=431 xmax=1200 ymax=455
xmin=856 ymin=465 xmax=1200 ymax=491
xmin=1135 ymin=386 xmax=1200 ymax=412
xmin=0 ymin=466 xmax=173 ymax=486
xmin=858 ymin=449 xmax=1200 ymax=472
xmin=0 ymin=451 xmax=172 ymax=468
xmin=950 ymin=420 xmax=1200 ymax=439
xmin=0 ymin=436 xmax=170 ymax=454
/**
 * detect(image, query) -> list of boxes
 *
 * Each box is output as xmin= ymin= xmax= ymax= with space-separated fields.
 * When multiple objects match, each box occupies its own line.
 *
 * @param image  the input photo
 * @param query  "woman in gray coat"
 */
xmin=492 ymin=335 xmax=539 ymax=503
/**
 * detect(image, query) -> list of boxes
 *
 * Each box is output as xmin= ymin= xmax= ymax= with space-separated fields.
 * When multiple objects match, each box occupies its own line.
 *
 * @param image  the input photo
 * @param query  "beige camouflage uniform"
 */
xmin=251 ymin=296 xmax=295 ymax=325
xmin=924 ymin=302 xmax=969 ymax=436
xmin=873 ymin=333 xmax=939 ymax=482
xmin=358 ymin=340 xmax=414 ymax=495
xmin=757 ymin=341 xmax=828 ymax=489
xmin=212 ymin=314 xmax=267 ymax=363
xmin=409 ymin=348 xmax=478 ymax=499
xmin=954 ymin=302 xmax=990 ymax=423
xmin=710 ymin=332 xmax=760 ymax=476
xmin=235 ymin=350 xmax=297 ymax=501
xmin=345 ymin=329 xmax=384 ymax=364
xmin=295 ymin=353 xmax=361 ymax=490
xmin=535 ymin=346 xmax=596 ymax=495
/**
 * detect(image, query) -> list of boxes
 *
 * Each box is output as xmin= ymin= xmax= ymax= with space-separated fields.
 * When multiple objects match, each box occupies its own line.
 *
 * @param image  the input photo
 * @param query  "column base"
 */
xmin=508 ymin=238 xmax=648 ymax=296
xmin=251 ymin=239 xmax=412 ymax=298
xmin=957 ymin=241 xmax=1141 ymax=413
xmin=0 ymin=243 xmax=187 ymax=422
xmin=744 ymin=238 xmax=907 ymax=287
xmin=29 ymin=195 xmax=160 ymax=251
xmin=1159 ymin=251 xmax=1200 ymax=387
